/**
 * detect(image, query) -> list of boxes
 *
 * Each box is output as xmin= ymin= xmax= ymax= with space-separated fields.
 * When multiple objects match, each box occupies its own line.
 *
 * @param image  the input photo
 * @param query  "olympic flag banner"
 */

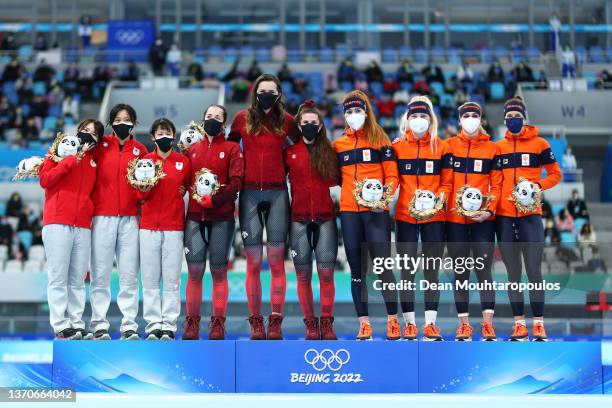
xmin=235 ymin=340 xmax=418 ymax=393
xmin=107 ymin=20 xmax=154 ymax=51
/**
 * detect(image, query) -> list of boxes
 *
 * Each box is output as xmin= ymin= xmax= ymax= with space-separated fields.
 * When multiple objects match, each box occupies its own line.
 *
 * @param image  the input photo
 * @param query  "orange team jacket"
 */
xmin=332 ymin=128 xmax=398 ymax=213
xmin=446 ymin=131 xmax=503 ymax=224
xmin=496 ymin=125 xmax=562 ymax=218
xmin=392 ymin=131 xmax=453 ymax=224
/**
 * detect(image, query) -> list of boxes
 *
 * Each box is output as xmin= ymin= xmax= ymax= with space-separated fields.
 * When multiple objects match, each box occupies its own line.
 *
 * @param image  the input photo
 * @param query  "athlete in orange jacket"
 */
xmin=393 ymin=95 xmax=452 ymax=341
xmin=446 ymin=101 xmax=502 ymax=342
xmin=495 ymin=97 xmax=562 ymax=342
xmin=332 ymin=90 xmax=400 ymax=340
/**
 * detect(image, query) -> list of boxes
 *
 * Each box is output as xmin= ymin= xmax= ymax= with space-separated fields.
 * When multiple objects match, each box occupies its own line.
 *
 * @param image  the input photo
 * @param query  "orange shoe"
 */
xmin=454 ymin=322 xmax=473 ymax=342
xmin=386 ymin=318 xmax=400 ymax=341
xmin=402 ymin=323 xmax=418 ymax=341
xmin=356 ymin=321 xmax=373 ymax=340
xmin=423 ymin=323 xmax=443 ymax=341
xmin=480 ymin=322 xmax=497 ymax=341
xmin=532 ymin=322 xmax=548 ymax=342
xmin=509 ymin=322 xmax=529 ymax=341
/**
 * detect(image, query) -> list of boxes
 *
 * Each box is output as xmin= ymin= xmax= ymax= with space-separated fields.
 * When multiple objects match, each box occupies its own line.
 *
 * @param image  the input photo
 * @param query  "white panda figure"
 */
xmin=17 ymin=156 xmax=43 ymax=173
xmin=134 ymin=159 xmax=156 ymax=181
xmin=361 ymin=179 xmax=383 ymax=202
xmin=196 ymin=170 xmax=219 ymax=197
xmin=57 ymin=135 xmax=80 ymax=158
xmin=180 ymin=128 xmax=203 ymax=149
xmin=461 ymin=187 xmax=483 ymax=212
xmin=414 ymin=190 xmax=436 ymax=211
xmin=513 ymin=180 xmax=536 ymax=206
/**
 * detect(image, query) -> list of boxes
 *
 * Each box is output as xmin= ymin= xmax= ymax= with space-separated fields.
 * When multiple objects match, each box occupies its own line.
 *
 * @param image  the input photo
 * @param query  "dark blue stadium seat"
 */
xmin=319 ymin=47 xmax=334 ymax=63
xmin=394 ymin=105 xmax=406 ymax=118
xmin=256 ymin=47 xmax=270 ymax=63
xmin=489 ymin=82 xmax=505 ymax=101
xmin=589 ymin=47 xmax=605 ymax=63
xmin=415 ymin=47 xmax=428 ymax=63
xmin=369 ymin=81 xmax=383 ymax=96
xmin=399 ymin=46 xmax=412 ymax=61
xmin=382 ymin=48 xmax=397 ymax=63
xmin=448 ymin=47 xmax=461 ymax=64
xmin=429 ymin=81 xmax=445 ymax=96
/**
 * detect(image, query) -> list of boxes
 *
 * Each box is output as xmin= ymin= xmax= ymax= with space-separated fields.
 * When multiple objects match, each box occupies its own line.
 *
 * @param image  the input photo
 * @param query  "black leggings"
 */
xmin=495 ymin=215 xmax=545 ymax=317
xmin=238 ymin=189 xmax=289 ymax=246
xmin=184 ymin=220 xmax=235 ymax=268
xmin=290 ymin=220 xmax=338 ymax=269
xmin=396 ymin=221 xmax=445 ymax=313
xmin=340 ymin=211 xmax=398 ymax=317
xmin=446 ymin=221 xmax=495 ymax=315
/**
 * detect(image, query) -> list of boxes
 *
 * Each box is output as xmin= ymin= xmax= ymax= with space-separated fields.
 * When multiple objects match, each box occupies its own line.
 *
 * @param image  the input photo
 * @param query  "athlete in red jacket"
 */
xmin=228 ymin=74 xmax=297 ymax=340
xmin=182 ymin=104 xmax=244 ymax=340
xmin=285 ymin=100 xmax=338 ymax=340
xmin=137 ymin=118 xmax=190 ymax=341
xmin=89 ymin=104 xmax=147 ymax=340
xmin=40 ymin=119 xmax=103 ymax=340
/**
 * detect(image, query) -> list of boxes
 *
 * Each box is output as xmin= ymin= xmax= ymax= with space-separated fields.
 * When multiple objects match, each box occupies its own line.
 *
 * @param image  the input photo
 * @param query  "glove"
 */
xmin=200 ymin=195 xmax=213 ymax=208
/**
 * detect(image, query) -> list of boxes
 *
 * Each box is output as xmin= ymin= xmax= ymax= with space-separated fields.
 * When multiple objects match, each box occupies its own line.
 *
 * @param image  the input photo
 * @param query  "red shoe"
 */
xmin=423 ymin=323 xmax=443 ymax=341
xmin=248 ymin=314 xmax=266 ymax=340
xmin=509 ymin=322 xmax=529 ymax=342
xmin=402 ymin=323 xmax=418 ymax=341
xmin=304 ymin=317 xmax=320 ymax=340
xmin=387 ymin=318 xmax=401 ymax=341
xmin=181 ymin=316 xmax=200 ymax=340
xmin=320 ymin=317 xmax=337 ymax=340
xmin=532 ymin=322 xmax=548 ymax=342
xmin=208 ymin=316 xmax=226 ymax=340
xmin=267 ymin=314 xmax=283 ymax=340
xmin=454 ymin=322 xmax=473 ymax=342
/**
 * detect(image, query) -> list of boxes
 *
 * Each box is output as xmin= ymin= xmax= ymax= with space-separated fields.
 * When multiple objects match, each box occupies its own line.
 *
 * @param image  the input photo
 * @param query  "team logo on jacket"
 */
xmin=383 ymin=147 xmax=392 ymax=158
xmin=362 ymin=149 xmax=371 ymax=162
xmin=133 ymin=147 xmax=140 ymax=156
xmin=343 ymin=154 xmax=349 ymax=162
xmin=290 ymin=250 xmax=297 ymax=258
xmin=219 ymin=152 xmax=225 ymax=159
xmin=292 ymin=154 xmax=296 ymax=159
xmin=521 ymin=154 xmax=530 ymax=166
xmin=425 ymin=160 xmax=433 ymax=173
xmin=176 ymin=162 xmax=184 ymax=170
xmin=103 ymin=142 xmax=108 ymax=148
xmin=474 ymin=159 xmax=482 ymax=172
xmin=90 ymin=159 xmax=97 ymax=167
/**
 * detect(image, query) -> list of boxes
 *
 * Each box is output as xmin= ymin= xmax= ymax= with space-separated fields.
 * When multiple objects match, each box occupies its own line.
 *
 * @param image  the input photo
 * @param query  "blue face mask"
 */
xmin=505 ymin=117 xmax=524 ymax=134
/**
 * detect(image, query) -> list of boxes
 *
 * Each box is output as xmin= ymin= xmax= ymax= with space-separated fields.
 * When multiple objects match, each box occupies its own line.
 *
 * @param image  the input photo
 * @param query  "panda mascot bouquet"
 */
xmin=191 ymin=168 xmax=224 ymax=203
xmin=177 ymin=121 xmax=204 ymax=151
xmin=508 ymin=177 xmax=541 ymax=213
xmin=408 ymin=189 xmax=445 ymax=221
xmin=13 ymin=156 xmax=44 ymax=180
xmin=126 ymin=157 xmax=166 ymax=190
xmin=454 ymin=184 xmax=494 ymax=218
xmin=352 ymin=178 xmax=394 ymax=210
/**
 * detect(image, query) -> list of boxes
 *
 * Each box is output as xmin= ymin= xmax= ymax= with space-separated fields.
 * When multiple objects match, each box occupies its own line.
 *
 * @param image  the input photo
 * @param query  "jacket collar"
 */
xmin=504 ymin=124 xmax=539 ymax=141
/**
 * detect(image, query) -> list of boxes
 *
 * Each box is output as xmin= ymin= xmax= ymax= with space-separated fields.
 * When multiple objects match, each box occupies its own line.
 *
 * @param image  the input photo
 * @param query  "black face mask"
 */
xmin=155 ymin=136 xmax=174 ymax=153
xmin=112 ymin=123 xmax=133 ymax=140
xmin=77 ymin=131 xmax=97 ymax=147
xmin=257 ymin=92 xmax=278 ymax=111
xmin=300 ymin=123 xmax=320 ymax=142
xmin=204 ymin=118 xmax=223 ymax=136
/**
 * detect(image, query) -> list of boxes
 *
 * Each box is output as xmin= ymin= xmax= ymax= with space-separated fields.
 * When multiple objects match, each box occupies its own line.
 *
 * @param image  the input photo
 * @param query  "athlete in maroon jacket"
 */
xmin=182 ymin=104 xmax=244 ymax=340
xmin=228 ymin=74 xmax=296 ymax=340
xmin=284 ymin=100 xmax=339 ymax=340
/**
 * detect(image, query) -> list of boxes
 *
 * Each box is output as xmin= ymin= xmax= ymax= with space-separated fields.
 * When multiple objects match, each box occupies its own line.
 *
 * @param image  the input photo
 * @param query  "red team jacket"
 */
xmin=284 ymin=139 xmax=337 ymax=222
xmin=92 ymin=135 xmax=147 ymax=217
xmin=228 ymin=109 xmax=296 ymax=190
xmin=186 ymin=134 xmax=244 ymax=222
xmin=138 ymin=150 xmax=190 ymax=231
xmin=39 ymin=153 xmax=98 ymax=229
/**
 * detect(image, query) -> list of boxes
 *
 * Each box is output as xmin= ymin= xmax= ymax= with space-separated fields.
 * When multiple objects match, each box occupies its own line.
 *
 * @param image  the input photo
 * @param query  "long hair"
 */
xmin=246 ymin=74 xmax=286 ymax=136
xmin=342 ymin=90 xmax=390 ymax=148
xmin=399 ymin=95 xmax=439 ymax=152
xmin=295 ymin=100 xmax=339 ymax=181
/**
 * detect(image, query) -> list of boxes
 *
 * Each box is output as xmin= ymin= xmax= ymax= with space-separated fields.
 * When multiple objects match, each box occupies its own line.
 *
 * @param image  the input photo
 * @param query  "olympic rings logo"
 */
xmin=115 ymin=29 xmax=145 ymax=45
xmin=304 ymin=348 xmax=350 ymax=371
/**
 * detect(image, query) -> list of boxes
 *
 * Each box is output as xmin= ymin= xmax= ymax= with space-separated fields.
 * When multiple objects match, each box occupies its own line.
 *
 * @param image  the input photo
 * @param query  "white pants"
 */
xmin=90 ymin=216 xmax=140 ymax=332
xmin=43 ymin=224 xmax=91 ymax=333
xmin=139 ymin=229 xmax=183 ymax=333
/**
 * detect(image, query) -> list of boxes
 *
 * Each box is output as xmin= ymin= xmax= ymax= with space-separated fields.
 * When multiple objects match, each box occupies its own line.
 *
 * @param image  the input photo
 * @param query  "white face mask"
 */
xmin=346 ymin=113 xmax=366 ymax=131
xmin=460 ymin=117 xmax=481 ymax=135
xmin=409 ymin=117 xmax=429 ymax=135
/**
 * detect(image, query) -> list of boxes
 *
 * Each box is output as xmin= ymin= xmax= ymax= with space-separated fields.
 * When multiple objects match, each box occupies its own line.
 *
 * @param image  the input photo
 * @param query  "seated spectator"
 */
xmin=33 ymin=59 xmax=56 ymax=84
xmin=6 ymin=192 xmax=23 ymax=218
xmin=577 ymin=223 xmax=597 ymax=247
xmin=30 ymin=95 xmax=49 ymax=119
xmin=555 ymin=208 xmax=574 ymax=233
xmin=586 ymin=247 xmax=607 ymax=272
xmin=20 ymin=117 xmax=39 ymax=142
xmin=383 ymin=75 xmax=398 ymax=94
xmin=246 ymin=60 xmax=263 ymax=83
xmin=62 ymin=94 xmax=79 ymax=119
xmin=1 ymin=33 xmax=17 ymax=51
xmin=544 ymin=217 xmax=559 ymax=244
xmin=541 ymin=193 xmax=553 ymax=220
xmin=277 ymin=63 xmax=293 ymax=83
xmin=422 ymin=60 xmax=444 ymax=84
xmin=364 ymin=60 xmax=384 ymax=83
xmin=2 ymin=58 xmax=24 ymax=82
xmin=0 ymin=215 xmax=13 ymax=255
xmin=453 ymin=87 xmax=468 ymax=107
xmin=597 ymin=69 xmax=612 ymax=89
xmin=376 ymin=94 xmax=395 ymax=118
xmin=63 ymin=62 xmax=80 ymax=82
xmin=47 ymin=84 xmax=65 ymax=107
xmin=34 ymin=34 xmax=48 ymax=51
xmin=396 ymin=59 xmax=415 ymax=84
xmin=337 ymin=58 xmax=356 ymax=83
xmin=512 ymin=61 xmax=534 ymax=82
xmin=487 ymin=59 xmax=504 ymax=82
xmin=121 ymin=60 xmax=140 ymax=81
xmin=456 ymin=60 xmax=474 ymax=83
xmin=567 ymin=189 xmax=589 ymax=220
xmin=562 ymin=146 xmax=577 ymax=170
